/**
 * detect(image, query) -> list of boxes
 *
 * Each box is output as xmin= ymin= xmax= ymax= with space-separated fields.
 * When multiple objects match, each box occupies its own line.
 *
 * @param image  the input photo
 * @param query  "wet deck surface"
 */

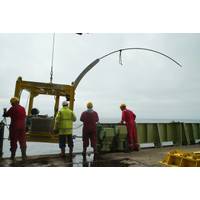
xmin=0 ymin=153 xmax=129 ymax=167
xmin=0 ymin=144 xmax=200 ymax=167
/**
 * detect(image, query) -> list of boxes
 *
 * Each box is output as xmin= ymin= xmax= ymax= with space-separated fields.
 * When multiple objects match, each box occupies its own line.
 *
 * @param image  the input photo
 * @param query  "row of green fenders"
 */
xmin=96 ymin=122 xmax=200 ymax=152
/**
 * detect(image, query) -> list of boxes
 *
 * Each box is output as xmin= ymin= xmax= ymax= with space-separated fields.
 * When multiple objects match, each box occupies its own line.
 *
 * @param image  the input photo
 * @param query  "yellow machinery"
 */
xmin=160 ymin=150 xmax=200 ymax=167
xmin=14 ymin=76 xmax=75 ymax=143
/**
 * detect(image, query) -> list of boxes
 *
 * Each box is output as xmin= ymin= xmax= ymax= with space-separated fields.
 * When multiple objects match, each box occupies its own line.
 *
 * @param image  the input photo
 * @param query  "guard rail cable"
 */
xmin=0 ymin=120 xmax=83 ymax=140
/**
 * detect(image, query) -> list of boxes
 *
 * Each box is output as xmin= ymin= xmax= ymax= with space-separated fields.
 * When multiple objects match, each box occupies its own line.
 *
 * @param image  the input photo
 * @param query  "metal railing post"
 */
xmin=0 ymin=121 xmax=5 ymax=158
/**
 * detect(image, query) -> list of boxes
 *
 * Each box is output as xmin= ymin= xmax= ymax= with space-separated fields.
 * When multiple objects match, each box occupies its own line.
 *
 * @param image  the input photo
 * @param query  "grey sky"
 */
xmin=0 ymin=33 xmax=200 ymax=121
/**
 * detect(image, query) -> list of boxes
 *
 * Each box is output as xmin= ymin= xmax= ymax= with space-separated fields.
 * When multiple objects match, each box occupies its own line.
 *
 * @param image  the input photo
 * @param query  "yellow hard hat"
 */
xmin=10 ymin=97 xmax=19 ymax=104
xmin=87 ymin=102 xmax=93 ymax=109
xmin=120 ymin=103 xmax=126 ymax=109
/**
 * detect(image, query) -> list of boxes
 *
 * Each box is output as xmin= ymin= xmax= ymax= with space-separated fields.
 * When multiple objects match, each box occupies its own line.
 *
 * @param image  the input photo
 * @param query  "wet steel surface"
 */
xmin=0 ymin=153 xmax=131 ymax=167
xmin=1 ymin=144 xmax=200 ymax=167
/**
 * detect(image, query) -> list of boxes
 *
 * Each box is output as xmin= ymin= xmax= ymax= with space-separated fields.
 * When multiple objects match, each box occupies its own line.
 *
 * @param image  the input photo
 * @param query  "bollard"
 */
xmin=0 ymin=121 xmax=5 ymax=158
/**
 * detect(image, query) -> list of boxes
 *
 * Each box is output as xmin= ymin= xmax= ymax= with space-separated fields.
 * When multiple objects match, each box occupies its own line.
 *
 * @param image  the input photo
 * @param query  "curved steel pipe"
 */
xmin=73 ymin=47 xmax=182 ymax=89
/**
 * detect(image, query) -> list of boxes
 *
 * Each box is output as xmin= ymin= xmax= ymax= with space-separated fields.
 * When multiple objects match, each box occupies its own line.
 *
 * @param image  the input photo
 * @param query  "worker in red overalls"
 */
xmin=120 ymin=104 xmax=139 ymax=151
xmin=80 ymin=102 xmax=99 ymax=159
xmin=3 ymin=97 xmax=27 ymax=160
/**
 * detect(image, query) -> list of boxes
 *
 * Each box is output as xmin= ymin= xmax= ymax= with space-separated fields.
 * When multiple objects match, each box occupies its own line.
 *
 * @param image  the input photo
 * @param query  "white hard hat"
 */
xmin=62 ymin=101 xmax=68 ymax=106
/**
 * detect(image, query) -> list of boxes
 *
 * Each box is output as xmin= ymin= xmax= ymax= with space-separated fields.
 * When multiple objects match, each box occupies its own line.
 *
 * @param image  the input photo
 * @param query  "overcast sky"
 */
xmin=0 ymin=33 xmax=200 ymax=121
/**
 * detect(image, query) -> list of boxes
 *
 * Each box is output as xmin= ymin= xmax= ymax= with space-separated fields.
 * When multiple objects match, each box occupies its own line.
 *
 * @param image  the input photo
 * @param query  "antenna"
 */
xmin=50 ymin=33 xmax=55 ymax=83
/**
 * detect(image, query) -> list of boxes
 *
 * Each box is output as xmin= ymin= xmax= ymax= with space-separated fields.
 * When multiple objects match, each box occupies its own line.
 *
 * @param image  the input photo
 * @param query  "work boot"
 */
xmin=128 ymin=144 xmax=135 ymax=152
xmin=82 ymin=147 xmax=87 ymax=160
xmin=93 ymin=153 xmax=97 ymax=161
xmin=21 ymin=148 xmax=27 ymax=161
xmin=93 ymin=147 xmax=98 ymax=161
xmin=60 ymin=148 xmax=66 ymax=158
xmin=133 ymin=143 xmax=140 ymax=151
xmin=10 ymin=152 xmax=15 ymax=161
xmin=69 ymin=148 xmax=73 ymax=160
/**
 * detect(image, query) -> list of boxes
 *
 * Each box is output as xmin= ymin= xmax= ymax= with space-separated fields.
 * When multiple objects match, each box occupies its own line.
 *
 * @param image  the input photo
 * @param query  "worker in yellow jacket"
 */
xmin=54 ymin=101 xmax=76 ymax=158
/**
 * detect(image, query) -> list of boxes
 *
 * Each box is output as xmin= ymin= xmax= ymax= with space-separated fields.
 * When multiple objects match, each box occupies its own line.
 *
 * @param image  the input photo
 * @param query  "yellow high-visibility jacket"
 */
xmin=55 ymin=106 xmax=76 ymax=135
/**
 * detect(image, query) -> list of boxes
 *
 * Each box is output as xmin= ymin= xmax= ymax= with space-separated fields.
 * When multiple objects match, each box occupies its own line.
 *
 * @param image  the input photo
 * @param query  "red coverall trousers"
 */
xmin=126 ymin=122 xmax=139 ymax=151
xmin=9 ymin=127 xmax=26 ymax=153
xmin=121 ymin=109 xmax=139 ymax=151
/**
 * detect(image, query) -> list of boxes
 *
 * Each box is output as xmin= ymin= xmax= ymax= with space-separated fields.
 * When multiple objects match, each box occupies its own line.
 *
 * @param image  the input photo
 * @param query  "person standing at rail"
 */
xmin=120 ymin=104 xmax=139 ymax=151
xmin=3 ymin=97 xmax=27 ymax=160
xmin=80 ymin=102 xmax=99 ymax=159
xmin=54 ymin=101 xmax=76 ymax=159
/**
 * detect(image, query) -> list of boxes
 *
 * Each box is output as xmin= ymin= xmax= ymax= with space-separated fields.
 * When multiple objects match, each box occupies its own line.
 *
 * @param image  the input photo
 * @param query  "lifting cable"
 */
xmin=119 ymin=50 xmax=123 ymax=65
xmin=50 ymin=33 xmax=55 ymax=83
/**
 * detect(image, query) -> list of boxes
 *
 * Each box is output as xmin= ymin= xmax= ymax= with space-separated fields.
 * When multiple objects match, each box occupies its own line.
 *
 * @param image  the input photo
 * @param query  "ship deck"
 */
xmin=0 ymin=144 xmax=200 ymax=167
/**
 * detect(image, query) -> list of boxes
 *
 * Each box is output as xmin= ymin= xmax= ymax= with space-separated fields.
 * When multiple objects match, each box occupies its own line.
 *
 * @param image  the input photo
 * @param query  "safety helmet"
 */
xmin=62 ymin=101 xmax=68 ymax=106
xmin=10 ymin=97 xmax=19 ymax=105
xmin=120 ymin=103 xmax=126 ymax=109
xmin=87 ymin=102 xmax=93 ymax=109
xmin=31 ymin=108 xmax=40 ymax=115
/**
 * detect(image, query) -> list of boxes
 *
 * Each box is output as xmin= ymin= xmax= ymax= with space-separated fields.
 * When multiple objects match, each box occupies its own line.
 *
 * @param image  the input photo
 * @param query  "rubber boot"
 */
xmin=21 ymin=148 xmax=27 ymax=161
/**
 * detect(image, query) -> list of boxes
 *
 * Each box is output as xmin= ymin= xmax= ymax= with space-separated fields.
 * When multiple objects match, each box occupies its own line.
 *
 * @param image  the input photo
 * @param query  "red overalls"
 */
xmin=80 ymin=110 xmax=99 ymax=149
xmin=6 ymin=104 xmax=27 ymax=153
xmin=121 ymin=109 xmax=139 ymax=151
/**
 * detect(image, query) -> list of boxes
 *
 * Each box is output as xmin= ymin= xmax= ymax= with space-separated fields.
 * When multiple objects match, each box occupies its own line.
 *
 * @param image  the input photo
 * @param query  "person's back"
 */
xmin=81 ymin=109 xmax=99 ymax=133
xmin=7 ymin=104 xmax=26 ymax=130
xmin=3 ymin=97 xmax=27 ymax=160
xmin=122 ymin=109 xmax=136 ymax=125
xmin=54 ymin=101 xmax=76 ymax=158
xmin=120 ymin=104 xmax=139 ymax=151
xmin=57 ymin=106 xmax=76 ymax=134
xmin=80 ymin=102 xmax=99 ymax=158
